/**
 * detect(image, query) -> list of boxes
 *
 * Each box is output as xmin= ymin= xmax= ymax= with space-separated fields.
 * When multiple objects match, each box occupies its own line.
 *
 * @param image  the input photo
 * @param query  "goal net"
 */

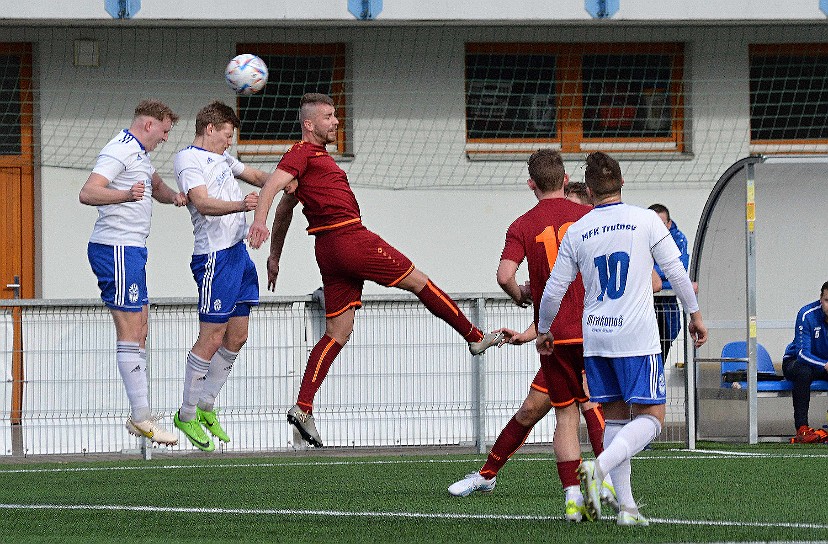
xmin=1 ymin=22 xmax=827 ymax=190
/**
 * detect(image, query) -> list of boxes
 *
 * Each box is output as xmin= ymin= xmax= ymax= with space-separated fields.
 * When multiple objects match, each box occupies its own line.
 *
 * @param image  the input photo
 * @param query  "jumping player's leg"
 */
xmin=178 ymin=243 xmax=258 ymax=451
xmin=397 ymin=268 xmax=484 ymax=343
xmin=198 ymin=315 xmax=248 ymax=412
xmin=182 ymin=321 xmax=230 ymax=420
xmin=89 ymin=242 xmax=176 ymax=444
xmin=111 ymin=307 xmax=150 ymax=422
xmin=296 ymin=308 xmax=354 ymax=412
xmin=286 ymin=310 xmax=354 ymax=448
xmin=315 ymin=226 xmax=492 ymax=349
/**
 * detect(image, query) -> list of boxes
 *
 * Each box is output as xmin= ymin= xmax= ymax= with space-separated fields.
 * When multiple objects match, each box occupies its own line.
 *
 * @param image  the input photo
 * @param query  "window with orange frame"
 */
xmin=234 ymin=43 xmax=348 ymax=155
xmin=465 ymin=43 xmax=685 ymax=157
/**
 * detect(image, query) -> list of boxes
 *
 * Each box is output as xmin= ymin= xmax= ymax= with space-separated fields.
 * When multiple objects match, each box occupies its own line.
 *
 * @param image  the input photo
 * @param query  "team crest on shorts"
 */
xmin=658 ymin=373 xmax=666 ymax=395
xmin=128 ymin=283 xmax=139 ymax=303
xmin=213 ymin=299 xmax=222 ymax=312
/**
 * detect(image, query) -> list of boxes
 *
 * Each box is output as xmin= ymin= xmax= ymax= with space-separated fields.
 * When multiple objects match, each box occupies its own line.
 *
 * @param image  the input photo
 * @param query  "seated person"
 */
xmin=783 ymin=281 xmax=828 ymax=443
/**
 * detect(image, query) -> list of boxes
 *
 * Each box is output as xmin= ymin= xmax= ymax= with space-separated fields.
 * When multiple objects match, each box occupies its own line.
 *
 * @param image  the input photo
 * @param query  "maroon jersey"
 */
xmin=277 ymin=141 xmax=361 ymax=234
xmin=500 ymin=198 xmax=590 ymax=343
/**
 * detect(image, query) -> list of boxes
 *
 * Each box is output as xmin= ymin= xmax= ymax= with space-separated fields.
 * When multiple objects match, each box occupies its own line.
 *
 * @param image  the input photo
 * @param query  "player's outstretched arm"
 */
xmin=496 ymin=322 xmax=537 ymax=346
xmin=79 ymin=173 xmax=143 ymax=205
xmin=188 ymin=185 xmax=257 ymax=216
xmin=149 ymin=172 xmax=187 ymax=206
xmin=248 ymin=168 xmax=295 ymax=249
xmin=267 ymin=193 xmax=299 ymax=291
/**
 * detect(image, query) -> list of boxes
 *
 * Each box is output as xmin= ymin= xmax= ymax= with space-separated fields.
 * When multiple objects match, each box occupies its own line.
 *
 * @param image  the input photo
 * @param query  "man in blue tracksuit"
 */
xmin=782 ymin=281 xmax=828 ymax=443
xmin=649 ymin=204 xmax=690 ymax=361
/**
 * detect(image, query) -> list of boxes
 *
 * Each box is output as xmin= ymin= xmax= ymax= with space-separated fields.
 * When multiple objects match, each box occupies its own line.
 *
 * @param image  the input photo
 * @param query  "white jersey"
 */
xmin=88 ymin=130 xmax=156 ymax=247
xmin=539 ymin=202 xmax=682 ymax=357
xmin=174 ymin=146 xmax=248 ymax=255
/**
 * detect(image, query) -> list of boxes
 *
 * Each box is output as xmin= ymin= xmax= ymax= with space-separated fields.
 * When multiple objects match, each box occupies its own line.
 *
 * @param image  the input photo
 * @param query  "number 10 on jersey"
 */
xmin=594 ymin=252 xmax=630 ymax=301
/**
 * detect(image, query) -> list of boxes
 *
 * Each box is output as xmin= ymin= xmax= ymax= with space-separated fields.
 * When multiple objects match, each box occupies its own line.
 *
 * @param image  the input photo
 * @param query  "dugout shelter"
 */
xmin=691 ymin=156 xmax=828 ymax=445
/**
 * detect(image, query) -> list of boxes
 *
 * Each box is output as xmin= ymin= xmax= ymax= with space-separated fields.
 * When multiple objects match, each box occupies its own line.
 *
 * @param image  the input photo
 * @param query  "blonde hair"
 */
xmin=134 ymin=99 xmax=179 ymax=125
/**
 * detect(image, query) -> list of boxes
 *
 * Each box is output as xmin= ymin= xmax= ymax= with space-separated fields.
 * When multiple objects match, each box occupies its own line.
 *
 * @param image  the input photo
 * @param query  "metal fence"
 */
xmin=0 ymin=293 xmax=689 ymax=457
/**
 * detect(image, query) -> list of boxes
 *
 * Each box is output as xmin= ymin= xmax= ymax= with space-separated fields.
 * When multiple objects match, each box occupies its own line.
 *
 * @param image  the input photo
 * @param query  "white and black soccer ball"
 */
xmin=225 ymin=54 xmax=268 ymax=95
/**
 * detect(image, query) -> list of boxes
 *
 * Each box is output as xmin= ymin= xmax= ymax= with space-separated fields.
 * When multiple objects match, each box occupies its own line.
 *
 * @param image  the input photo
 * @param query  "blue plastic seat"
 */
xmin=720 ymin=341 xmax=792 ymax=391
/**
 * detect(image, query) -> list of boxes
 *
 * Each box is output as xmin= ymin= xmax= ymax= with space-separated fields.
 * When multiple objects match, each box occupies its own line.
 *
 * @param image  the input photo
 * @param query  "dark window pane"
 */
xmin=582 ymin=54 xmax=674 ymax=138
xmin=0 ymin=55 xmax=21 ymax=155
xmin=750 ymin=54 xmax=828 ymax=141
xmin=238 ymin=54 xmax=335 ymax=142
xmin=465 ymin=53 xmax=557 ymax=139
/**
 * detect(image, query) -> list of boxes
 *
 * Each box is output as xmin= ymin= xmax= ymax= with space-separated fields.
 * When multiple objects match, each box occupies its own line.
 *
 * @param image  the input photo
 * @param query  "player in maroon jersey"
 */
xmin=247 ymin=93 xmax=501 ymax=447
xmin=448 ymin=150 xmax=616 ymax=521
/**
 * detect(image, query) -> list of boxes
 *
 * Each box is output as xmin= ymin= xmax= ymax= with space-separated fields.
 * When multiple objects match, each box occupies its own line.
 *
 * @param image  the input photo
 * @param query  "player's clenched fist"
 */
xmin=535 ymin=331 xmax=555 ymax=355
xmin=241 ymin=192 xmax=258 ymax=211
xmin=128 ymin=182 xmax=145 ymax=201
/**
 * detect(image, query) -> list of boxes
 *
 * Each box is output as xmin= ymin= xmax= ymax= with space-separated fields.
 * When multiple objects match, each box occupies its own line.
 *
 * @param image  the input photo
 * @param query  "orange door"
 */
xmin=0 ymin=44 xmax=34 ymax=437
xmin=0 ymin=43 xmax=35 ymax=300
xmin=0 ymin=167 xmax=28 ymax=300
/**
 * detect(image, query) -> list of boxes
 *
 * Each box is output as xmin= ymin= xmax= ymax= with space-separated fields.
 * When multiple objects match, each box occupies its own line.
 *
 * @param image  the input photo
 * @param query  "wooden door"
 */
xmin=0 ymin=43 xmax=34 ymax=300
xmin=0 ymin=44 xmax=34 ymax=445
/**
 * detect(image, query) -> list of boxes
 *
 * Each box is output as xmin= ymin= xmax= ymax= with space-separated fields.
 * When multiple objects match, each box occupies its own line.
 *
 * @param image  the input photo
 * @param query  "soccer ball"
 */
xmin=225 ymin=54 xmax=268 ymax=95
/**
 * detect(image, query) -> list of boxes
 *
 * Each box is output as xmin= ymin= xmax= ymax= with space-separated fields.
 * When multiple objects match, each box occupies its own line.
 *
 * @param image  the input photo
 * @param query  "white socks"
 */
xmin=565 ymin=485 xmax=583 ymax=503
xmin=198 ymin=346 xmax=238 ymax=413
xmin=597 ymin=414 xmax=661 ymax=475
xmin=180 ymin=351 xmax=211 ymax=421
xmin=116 ymin=341 xmax=150 ymax=422
xmin=598 ymin=415 xmax=662 ymax=513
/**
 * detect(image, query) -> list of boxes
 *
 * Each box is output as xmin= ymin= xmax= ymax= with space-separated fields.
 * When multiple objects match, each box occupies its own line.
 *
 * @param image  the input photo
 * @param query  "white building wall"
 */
xmin=1 ymin=0 xmax=825 ymax=21
xmin=0 ymin=21 xmax=820 ymax=298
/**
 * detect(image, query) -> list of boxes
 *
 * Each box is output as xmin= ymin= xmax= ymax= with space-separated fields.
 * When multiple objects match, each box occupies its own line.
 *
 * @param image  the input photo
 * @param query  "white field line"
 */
xmin=2 ymin=449 xmax=828 ymax=474
xmin=0 ymin=503 xmax=826 ymax=530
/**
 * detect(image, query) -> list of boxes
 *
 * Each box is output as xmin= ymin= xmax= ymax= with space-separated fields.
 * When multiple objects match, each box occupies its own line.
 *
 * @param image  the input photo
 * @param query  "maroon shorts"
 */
xmin=529 ymin=368 xmax=548 ymax=393
xmin=314 ymin=223 xmax=415 ymax=317
xmin=539 ymin=343 xmax=588 ymax=407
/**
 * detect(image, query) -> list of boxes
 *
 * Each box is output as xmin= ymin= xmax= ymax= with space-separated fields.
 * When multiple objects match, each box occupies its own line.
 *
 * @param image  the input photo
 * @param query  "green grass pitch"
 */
xmin=0 ymin=442 xmax=825 ymax=543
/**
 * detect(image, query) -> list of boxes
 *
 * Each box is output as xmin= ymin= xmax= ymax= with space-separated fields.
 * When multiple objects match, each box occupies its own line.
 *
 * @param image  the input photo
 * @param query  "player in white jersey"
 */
xmin=79 ymin=100 xmax=187 ymax=446
xmin=172 ymin=101 xmax=270 ymax=452
xmin=536 ymin=151 xmax=708 ymax=526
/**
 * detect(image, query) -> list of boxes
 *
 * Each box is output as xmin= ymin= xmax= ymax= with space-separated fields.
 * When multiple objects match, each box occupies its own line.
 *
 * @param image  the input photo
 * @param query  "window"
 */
xmin=750 ymin=44 xmax=828 ymax=152
xmin=465 ymin=43 xmax=685 ymax=157
xmin=0 ymin=54 xmax=22 ymax=155
xmin=235 ymin=44 xmax=347 ymax=156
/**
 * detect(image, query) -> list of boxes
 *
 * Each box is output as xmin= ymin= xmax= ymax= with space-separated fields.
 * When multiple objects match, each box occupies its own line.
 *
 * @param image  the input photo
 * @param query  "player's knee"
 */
xmin=401 ymin=268 xmax=429 ymax=293
xmin=515 ymin=399 xmax=550 ymax=425
xmin=224 ymin=332 xmax=248 ymax=352
xmin=638 ymin=413 xmax=663 ymax=439
xmin=326 ymin=330 xmax=352 ymax=346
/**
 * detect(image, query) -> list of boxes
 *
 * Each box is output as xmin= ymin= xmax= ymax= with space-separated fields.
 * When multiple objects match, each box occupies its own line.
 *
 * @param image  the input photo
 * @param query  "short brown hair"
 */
xmin=195 ymin=101 xmax=240 ymax=135
xmin=527 ymin=149 xmax=566 ymax=193
xmin=134 ymin=99 xmax=179 ymax=125
xmin=565 ymin=181 xmax=590 ymax=204
xmin=299 ymin=93 xmax=334 ymax=122
xmin=648 ymin=203 xmax=670 ymax=221
xmin=584 ymin=151 xmax=623 ymax=197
